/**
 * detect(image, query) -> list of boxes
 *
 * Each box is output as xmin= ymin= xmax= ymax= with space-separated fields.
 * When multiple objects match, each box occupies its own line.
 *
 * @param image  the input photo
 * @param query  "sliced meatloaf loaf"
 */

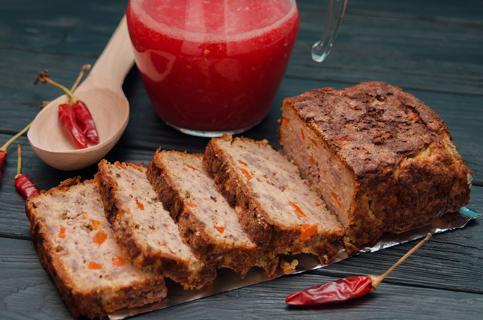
xmin=96 ymin=160 xmax=216 ymax=289
xmin=25 ymin=178 xmax=167 ymax=319
xmin=280 ymin=81 xmax=472 ymax=250
xmin=204 ymin=135 xmax=345 ymax=263
xmin=147 ymin=150 xmax=278 ymax=276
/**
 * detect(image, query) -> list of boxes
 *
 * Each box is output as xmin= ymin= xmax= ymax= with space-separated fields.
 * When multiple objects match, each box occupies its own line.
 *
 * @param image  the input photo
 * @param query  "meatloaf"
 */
xmin=147 ymin=150 xmax=278 ymax=276
xmin=280 ymin=81 xmax=472 ymax=250
xmin=25 ymin=178 xmax=167 ymax=319
xmin=204 ymin=135 xmax=345 ymax=263
xmin=96 ymin=160 xmax=216 ymax=289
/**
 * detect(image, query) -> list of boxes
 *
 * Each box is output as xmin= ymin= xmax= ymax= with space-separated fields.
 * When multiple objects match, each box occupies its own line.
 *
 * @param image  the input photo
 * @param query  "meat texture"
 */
xmin=280 ymin=81 xmax=471 ymax=249
xmin=26 ymin=178 xmax=167 ymax=319
xmin=204 ymin=135 xmax=345 ymax=263
xmin=147 ymin=150 xmax=278 ymax=276
xmin=96 ymin=160 xmax=215 ymax=289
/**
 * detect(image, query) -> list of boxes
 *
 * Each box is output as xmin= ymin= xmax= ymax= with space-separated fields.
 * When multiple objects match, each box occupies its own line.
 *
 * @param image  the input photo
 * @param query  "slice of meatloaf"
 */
xmin=147 ymin=150 xmax=278 ymax=276
xmin=96 ymin=160 xmax=216 ymax=289
xmin=204 ymin=135 xmax=345 ymax=263
xmin=280 ymin=81 xmax=472 ymax=250
xmin=25 ymin=178 xmax=166 ymax=319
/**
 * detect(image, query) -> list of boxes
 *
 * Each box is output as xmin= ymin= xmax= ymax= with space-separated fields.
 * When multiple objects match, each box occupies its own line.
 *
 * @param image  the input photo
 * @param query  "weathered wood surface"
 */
xmin=1 ymin=0 xmax=483 ymax=94
xmin=0 ymin=0 xmax=482 ymax=319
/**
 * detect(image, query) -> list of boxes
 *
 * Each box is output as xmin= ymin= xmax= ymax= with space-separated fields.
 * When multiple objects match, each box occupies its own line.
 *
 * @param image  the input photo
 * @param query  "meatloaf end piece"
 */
xmin=147 ymin=150 xmax=278 ymax=276
xmin=280 ymin=81 xmax=472 ymax=250
xmin=25 ymin=178 xmax=167 ymax=319
xmin=96 ymin=160 xmax=216 ymax=289
xmin=204 ymin=135 xmax=345 ymax=263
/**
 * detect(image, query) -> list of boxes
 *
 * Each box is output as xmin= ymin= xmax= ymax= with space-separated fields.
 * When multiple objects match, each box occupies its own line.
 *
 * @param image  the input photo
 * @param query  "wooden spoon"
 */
xmin=28 ymin=16 xmax=134 ymax=171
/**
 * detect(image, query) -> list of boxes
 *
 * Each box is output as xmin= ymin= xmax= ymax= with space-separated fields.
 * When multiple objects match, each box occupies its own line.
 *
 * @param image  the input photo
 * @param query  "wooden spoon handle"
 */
xmin=86 ymin=15 xmax=134 ymax=90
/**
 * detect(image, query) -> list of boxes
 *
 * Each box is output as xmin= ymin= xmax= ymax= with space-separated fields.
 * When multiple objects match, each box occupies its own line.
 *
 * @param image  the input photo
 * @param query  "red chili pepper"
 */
xmin=35 ymin=65 xmax=99 ymax=148
xmin=286 ymin=275 xmax=374 ymax=306
xmin=58 ymin=104 xmax=88 ymax=149
xmin=0 ymin=122 xmax=31 ymax=183
xmin=0 ymin=150 xmax=6 ymax=181
xmin=15 ymin=174 xmax=40 ymax=199
xmin=15 ymin=144 xmax=40 ymax=199
xmin=69 ymin=64 xmax=99 ymax=144
xmin=286 ymin=233 xmax=432 ymax=307
xmin=72 ymin=100 xmax=99 ymax=144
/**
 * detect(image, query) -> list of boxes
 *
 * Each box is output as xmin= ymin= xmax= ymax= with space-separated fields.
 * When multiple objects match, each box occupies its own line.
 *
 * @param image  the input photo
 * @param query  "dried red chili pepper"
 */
xmin=0 ymin=152 xmax=6 ymax=179
xmin=15 ymin=144 xmax=40 ymax=199
xmin=0 ymin=122 xmax=31 ymax=182
xmin=58 ymin=104 xmax=88 ymax=148
xmin=35 ymin=65 xmax=99 ymax=146
xmin=72 ymin=100 xmax=99 ymax=144
xmin=286 ymin=233 xmax=432 ymax=306
xmin=70 ymin=64 xmax=99 ymax=144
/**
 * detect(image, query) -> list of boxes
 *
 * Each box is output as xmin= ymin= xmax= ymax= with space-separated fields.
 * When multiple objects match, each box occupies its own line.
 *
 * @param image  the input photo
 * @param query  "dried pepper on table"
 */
xmin=286 ymin=233 xmax=432 ymax=306
xmin=14 ymin=144 xmax=40 ymax=199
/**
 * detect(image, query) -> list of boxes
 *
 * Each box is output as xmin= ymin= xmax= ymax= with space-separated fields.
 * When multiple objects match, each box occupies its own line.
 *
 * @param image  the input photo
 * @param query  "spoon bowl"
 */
xmin=28 ymin=87 xmax=129 ymax=170
xmin=28 ymin=16 xmax=134 ymax=171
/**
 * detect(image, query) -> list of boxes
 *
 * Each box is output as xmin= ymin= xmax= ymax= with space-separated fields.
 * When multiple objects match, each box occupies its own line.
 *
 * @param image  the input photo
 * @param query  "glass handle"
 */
xmin=312 ymin=0 xmax=348 ymax=63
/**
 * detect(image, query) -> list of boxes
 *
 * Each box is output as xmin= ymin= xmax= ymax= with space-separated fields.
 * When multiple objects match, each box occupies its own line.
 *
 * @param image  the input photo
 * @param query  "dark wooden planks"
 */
xmin=1 ymin=236 xmax=482 ymax=320
xmin=0 ymin=48 xmax=96 ymax=105
xmin=302 ymin=0 xmax=483 ymax=23
xmin=2 ymin=0 xmax=482 ymax=56
xmin=0 ymin=0 xmax=126 ymax=55
xmin=0 ymin=238 xmax=71 ymax=320
xmin=1 ymin=0 xmax=483 ymax=95
xmin=156 ymin=275 xmax=483 ymax=320
xmin=0 ymin=0 xmax=481 ymax=319
xmin=289 ymin=10 xmax=483 ymax=95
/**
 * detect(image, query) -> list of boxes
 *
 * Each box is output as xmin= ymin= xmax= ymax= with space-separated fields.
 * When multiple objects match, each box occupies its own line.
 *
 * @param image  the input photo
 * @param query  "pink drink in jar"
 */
xmin=127 ymin=0 xmax=299 ymax=136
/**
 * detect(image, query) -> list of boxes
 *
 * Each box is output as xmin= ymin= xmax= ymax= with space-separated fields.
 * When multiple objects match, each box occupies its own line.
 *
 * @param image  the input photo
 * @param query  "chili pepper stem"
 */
xmin=0 ymin=122 xmax=31 ymax=152
xmin=370 ymin=233 xmax=432 ymax=288
xmin=70 ymin=64 xmax=91 ymax=93
xmin=16 ymin=144 xmax=22 ymax=177
xmin=35 ymin=71 xmax=76 ymax=104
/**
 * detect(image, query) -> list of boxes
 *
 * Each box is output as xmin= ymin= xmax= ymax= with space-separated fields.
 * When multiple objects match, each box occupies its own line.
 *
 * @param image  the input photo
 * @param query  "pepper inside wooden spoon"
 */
xmin=28 ymin=16 xmax=134 ymax=171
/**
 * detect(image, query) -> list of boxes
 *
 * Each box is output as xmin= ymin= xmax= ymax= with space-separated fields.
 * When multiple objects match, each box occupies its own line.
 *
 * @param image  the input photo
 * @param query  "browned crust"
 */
xmin=281 ymin=81 xmax=471 ymax=249
xmin=96 ymin=160 xmax=215 ymax=290
xmin=147 ymin=150 xmax=279 ymax=276
xmin=25 ymin=178 xmax=167 ymax=319
xmin=203 ymin=136 xmax=343 ymax=263
xmin=282 ymin=82 xmax=447 ymax=177
xmin=279 ymin=104 xmax=384 ymax=250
